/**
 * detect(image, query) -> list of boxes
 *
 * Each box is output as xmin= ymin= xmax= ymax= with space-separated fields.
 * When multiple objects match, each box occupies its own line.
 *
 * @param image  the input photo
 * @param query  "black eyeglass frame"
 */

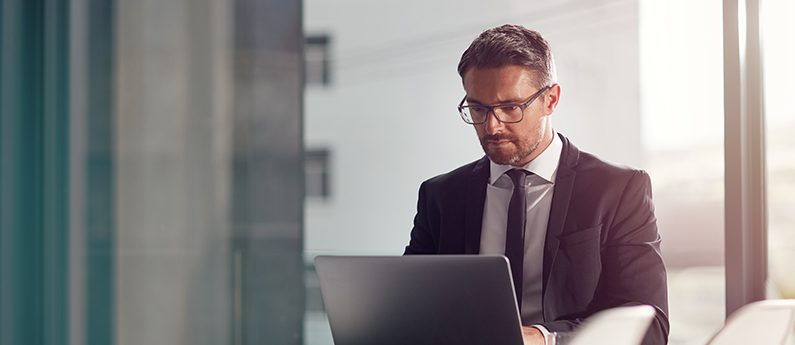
xmin=457 ymin=85 xmax=552 ymax=125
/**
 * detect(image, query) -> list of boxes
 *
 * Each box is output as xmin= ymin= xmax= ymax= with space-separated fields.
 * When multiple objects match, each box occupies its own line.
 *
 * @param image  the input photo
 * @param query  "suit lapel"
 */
xmin=542 ymin=134 xmax=579 ymax=296
xmin=464 ymin=157 xmax=490 ymax=254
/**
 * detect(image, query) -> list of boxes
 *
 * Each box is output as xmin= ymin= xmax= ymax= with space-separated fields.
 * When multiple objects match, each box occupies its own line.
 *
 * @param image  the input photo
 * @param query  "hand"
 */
xmin=521 ymin=326 xmax=545 ymax=345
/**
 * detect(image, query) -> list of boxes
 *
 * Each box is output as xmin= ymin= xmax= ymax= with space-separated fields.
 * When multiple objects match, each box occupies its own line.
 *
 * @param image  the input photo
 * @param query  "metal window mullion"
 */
xmin=723 ymin=0 xmax=768 ymax=317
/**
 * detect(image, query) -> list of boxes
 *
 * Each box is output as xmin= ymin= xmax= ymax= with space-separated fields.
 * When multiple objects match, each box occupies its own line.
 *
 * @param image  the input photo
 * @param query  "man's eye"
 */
xmin=470 ymin=106 xmax=488 ymax=114
xmin=499 ymin=105 xmax=520 ymax=113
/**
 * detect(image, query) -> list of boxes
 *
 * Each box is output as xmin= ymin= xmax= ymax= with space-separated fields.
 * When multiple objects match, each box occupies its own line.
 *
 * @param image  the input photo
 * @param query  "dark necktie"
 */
xmin=505 ymin=169 xmax=529 ymax=311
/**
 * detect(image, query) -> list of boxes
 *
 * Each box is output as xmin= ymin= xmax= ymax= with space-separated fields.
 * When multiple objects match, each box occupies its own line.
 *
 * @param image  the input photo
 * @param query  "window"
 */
xmin=764 ymin=0 xmax=795 ymax=303
xmin=305 ymin=148 xmax=331 ymax=199
xmin=305 ymin=34 xmax=332 ymax=86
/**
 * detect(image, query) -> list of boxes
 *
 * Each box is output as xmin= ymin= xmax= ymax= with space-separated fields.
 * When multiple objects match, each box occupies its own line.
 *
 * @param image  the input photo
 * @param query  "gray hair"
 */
xmin=457 ymin=24 xmax=557 ymax=87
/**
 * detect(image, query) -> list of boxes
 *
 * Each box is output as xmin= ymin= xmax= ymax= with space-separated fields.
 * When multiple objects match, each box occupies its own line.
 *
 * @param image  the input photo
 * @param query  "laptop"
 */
xmin=314 ymin=255 xmax=524 ymax=345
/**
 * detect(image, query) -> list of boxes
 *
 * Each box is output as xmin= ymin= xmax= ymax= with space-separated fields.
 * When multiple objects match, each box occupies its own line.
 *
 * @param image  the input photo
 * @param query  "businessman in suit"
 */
xmin=404 ymin=24 xmax=669 ymax=345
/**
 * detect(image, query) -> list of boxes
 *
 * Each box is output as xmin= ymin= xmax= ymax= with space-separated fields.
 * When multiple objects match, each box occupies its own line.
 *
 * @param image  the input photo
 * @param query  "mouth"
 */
xmin=485 ymin=139 xmax=512 ymax=146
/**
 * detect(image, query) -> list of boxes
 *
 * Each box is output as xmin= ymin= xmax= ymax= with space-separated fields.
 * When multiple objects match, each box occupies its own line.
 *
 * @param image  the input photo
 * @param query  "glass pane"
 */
xmin=305 ymin=0 xmax=726 ymax=344
xmin=763 ymin=0 xmax=795 ymax=343
xmin=69 ymin=0 xmax=304 ymax=344
xmin=640 ymin=1 xmax=726 ymax=344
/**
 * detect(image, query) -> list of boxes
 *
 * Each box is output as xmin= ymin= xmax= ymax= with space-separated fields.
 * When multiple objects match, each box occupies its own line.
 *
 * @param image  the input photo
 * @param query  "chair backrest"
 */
xmin=567 ymin=305 xmax=656 ymax=345
xmin=706 ymin=299 xmax=795 ymax=345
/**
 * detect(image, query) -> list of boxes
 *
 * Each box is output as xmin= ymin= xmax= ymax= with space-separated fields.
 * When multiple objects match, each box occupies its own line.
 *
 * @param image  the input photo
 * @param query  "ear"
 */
xmin=543 ymin=84 xmax=561 ymax=115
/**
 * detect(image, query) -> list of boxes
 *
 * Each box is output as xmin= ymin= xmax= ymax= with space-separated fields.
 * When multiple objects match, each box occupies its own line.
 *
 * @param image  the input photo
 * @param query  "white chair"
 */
xmin=706 ymin=299 xmax=795 ymax=345
xmin=567 ymin=305 xmax=656 ymax=345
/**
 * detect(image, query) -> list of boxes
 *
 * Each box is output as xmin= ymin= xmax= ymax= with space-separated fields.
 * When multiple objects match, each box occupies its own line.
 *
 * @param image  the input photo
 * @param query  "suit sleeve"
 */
xmin=404 ymin=181 xmax=438 ymax=255
xmin=539 ymin=170 xmax=670 ymax=345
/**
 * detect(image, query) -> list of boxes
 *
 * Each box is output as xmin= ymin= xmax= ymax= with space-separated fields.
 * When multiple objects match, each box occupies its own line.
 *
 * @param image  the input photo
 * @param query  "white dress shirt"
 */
xmin=479 ymin=133 xmax=562 ymax=325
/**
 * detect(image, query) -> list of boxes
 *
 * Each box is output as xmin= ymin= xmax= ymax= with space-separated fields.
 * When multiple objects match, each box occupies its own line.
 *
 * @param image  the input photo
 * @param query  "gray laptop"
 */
xmin=314 ymin=255 xmax=524 ymax=345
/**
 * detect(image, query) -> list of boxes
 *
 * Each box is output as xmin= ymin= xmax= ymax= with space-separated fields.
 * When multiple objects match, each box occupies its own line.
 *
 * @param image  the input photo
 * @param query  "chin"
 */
xmin=487 ymin=147 xmax=537 ymax=166
xmin=485 ymin=151 xmax=518 ymax=166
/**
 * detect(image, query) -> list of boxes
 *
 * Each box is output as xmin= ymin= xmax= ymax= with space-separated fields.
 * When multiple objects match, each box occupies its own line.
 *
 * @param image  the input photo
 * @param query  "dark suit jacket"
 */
xmin=404 ymin=133 xmax=669 ymax=345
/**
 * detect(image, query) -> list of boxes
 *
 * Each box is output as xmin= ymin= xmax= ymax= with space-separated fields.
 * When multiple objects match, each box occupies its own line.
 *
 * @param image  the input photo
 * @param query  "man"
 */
xmin=404 ymin=24 xmax=669 ymax=345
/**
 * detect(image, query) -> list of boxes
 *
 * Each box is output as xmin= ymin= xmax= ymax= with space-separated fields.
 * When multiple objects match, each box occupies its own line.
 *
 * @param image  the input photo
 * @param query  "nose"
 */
xmin=483 ymin=110 xmax=503 ymax=135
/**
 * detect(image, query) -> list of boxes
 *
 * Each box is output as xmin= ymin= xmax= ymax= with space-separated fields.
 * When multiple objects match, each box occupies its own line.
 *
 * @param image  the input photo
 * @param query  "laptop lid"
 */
xmin=314 ymin=255 xmax=524 ymax=345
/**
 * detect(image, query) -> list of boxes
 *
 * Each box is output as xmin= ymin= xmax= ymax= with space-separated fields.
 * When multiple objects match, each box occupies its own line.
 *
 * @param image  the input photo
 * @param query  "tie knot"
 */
xmin=505 ymin=169 xmax=529 ymax=187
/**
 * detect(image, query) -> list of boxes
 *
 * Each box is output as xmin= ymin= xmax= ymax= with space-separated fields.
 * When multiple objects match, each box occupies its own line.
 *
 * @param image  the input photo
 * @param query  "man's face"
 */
xmin=462 ymin=65 xmax=559 ymax=167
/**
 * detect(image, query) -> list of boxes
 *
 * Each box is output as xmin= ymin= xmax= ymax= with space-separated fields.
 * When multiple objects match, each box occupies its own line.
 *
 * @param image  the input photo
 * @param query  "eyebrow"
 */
xmin=465 ymin=97 xmax=522 ymax=105
xmin=465 ymin=97 xmax=483 ymax=105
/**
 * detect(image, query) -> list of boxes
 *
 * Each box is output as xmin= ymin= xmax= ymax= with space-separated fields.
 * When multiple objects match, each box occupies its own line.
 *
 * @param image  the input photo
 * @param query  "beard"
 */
xmin=479 ymin=128 xmax=544 ymax=166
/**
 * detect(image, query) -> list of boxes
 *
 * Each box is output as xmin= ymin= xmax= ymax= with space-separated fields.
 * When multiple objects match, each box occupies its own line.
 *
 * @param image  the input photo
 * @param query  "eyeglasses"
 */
xmin=457 ymin=85 xmax=551 ymax=125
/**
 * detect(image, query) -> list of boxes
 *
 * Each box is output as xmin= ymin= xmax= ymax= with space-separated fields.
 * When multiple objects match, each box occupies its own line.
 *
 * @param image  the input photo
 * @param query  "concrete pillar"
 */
xmin=230 ymin=0 xmax=305 ymax=343
xmin=114 ymin=0 xmax=233 ymax=344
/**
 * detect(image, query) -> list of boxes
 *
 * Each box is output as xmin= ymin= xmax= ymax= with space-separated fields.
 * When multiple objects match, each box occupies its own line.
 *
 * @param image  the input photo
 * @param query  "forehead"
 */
xmin=462 ymin=65 xmax=539 ymax=101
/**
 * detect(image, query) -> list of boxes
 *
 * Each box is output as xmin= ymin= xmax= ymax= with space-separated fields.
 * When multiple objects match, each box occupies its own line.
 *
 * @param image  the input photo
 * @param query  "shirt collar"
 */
xmin=488 ymin=132 xmax=562 ymax=185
